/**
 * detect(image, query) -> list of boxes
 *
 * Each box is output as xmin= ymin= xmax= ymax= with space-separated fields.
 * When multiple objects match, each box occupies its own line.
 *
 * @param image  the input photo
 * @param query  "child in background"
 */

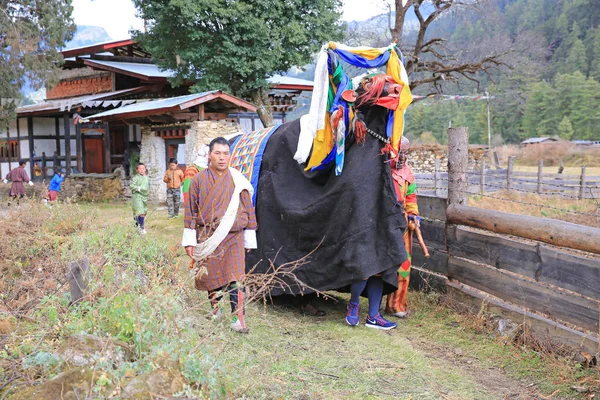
xmin=163 ymin=158 xmax=184 ymax=219
xmin=47 ymin=170 xmax=65 ymax=202
xmin=131 ymin=163 xmax=150 ymax=234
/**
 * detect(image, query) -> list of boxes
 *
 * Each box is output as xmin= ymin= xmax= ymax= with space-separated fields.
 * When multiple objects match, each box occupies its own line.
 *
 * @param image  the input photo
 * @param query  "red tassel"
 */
xmin=331 ymin=105 xmax=344 ymax=132
xmin=380 ymin=143 xmax=397 ymax=158
xmin=355 ymin=119 xmax=366 ymax=144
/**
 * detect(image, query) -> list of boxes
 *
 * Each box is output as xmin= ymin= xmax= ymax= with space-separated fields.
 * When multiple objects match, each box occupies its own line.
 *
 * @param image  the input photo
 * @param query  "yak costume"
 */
xmin=233 ymin=114 xmax=407 ymax=297
xmin=223 ymin=43 xmax=414 ymax=303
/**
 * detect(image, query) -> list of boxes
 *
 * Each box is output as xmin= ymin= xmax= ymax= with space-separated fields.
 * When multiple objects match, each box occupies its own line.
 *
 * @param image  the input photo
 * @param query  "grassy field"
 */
xmin=0 ymin=201 xmax=598 ymax=399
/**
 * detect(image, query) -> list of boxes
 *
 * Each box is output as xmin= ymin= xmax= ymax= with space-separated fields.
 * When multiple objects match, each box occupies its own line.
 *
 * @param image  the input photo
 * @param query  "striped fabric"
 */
xmin=385 ymin=165 xmax=419 ymax=314
xmin=229 ymin=125 xmax=280 ymax=205
xmin=184 ymin=167 xmax=257 ymax=291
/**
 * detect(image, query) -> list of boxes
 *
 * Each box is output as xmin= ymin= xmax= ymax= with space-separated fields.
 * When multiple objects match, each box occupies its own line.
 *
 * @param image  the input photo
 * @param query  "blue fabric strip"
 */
xmin=386 ymin=110 xmax=394 ymax=139
xmin=332 ymin=49 xmax=391 ymax=69
xmin=249 ymin=125 xmax=280 ymax=205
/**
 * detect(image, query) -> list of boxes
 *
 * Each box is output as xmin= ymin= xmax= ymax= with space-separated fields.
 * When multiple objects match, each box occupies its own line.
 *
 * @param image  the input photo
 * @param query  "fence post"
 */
xmin=579 ymin=165 xmax=587 ymax=200
xmin=480 ymin=159 xmax=486 ymax=196
xmin=537 ymin=160 xmax=543 ymax=195
xmin=507 ymin=156 xmax=514 ymax=191
xmin=41 ymin=152 xmax=47 ymax=180
xmin=493 ymin=151 xmax=501 ymax=169
xmin=434 ymin=158 xmax=441 ymax=197
xmin=447 ymin=127 xmax=469 ymax=206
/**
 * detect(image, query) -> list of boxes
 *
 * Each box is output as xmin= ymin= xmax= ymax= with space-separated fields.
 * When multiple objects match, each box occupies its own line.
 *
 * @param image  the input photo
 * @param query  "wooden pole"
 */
xmin=104 ymin=123 xmax=111 ymax=173
xmin=579 ymin=165 xmax=587 ymax=200
xmin=434 ymin=158 xmax=441 ymax=198
xmin=15 ymin=116 xmax=21 ymax=161
xmin=63 ymin=111 xmax=71 ymax=176
xmin=447 ymin=127 xmax=469 ymax=206
xmin=54 ymin=117 xmax=61 ymax=156
xmin=6 ymin=126 xmax=12 ymax=172
xmin=507 ymin=156 xmax=514 ymax=191
xmin=447 ymin=203 xmax=600 ymax=255
xmin=75 ymin=123 xmax=82 ymax=173
xmin=493 ymin=151 xmax=501 ymax=169
xmin=537 ymin=160 xmax=543 ymax=195
xmin=27 ymin=116 xmax=34 ymax=178
xmin=479 ymin=159 xmax=486 ymax=196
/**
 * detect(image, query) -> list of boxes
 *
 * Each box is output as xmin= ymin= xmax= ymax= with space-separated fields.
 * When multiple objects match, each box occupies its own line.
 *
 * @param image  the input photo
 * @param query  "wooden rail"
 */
xmin=409 ymin=127 xmax=600 ymax=355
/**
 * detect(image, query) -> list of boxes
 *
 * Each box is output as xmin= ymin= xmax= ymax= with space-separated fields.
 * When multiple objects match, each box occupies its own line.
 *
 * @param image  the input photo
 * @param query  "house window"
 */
xmin=0 ymin=140 xmax=19 ymax=161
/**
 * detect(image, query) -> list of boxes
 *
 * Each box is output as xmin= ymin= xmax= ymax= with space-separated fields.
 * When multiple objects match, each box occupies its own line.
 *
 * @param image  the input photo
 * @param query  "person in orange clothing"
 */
xmin=385 ymin=136 xmax=420 ymax=318
xmin=163 ymin=158 xmax=185 ymax=219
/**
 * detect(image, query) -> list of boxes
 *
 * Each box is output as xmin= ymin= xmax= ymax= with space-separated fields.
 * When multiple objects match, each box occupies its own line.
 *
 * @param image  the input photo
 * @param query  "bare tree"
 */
xmin=387 ymin=0 xmax=507 ymax=91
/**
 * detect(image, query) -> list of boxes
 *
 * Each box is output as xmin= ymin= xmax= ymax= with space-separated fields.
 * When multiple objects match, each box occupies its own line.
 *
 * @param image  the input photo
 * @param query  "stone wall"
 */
xmin=139 ymin=121 xmax=243 ymax=203
xmin=61 ymin=173 xmax=123 ymax=201
xmin=408 ymin=145 xmax=487 ymax=173
xmin=185 ymin=120 xmax=243 ymax=164
xmin=140 ymin=127 xmax=167 ymax=203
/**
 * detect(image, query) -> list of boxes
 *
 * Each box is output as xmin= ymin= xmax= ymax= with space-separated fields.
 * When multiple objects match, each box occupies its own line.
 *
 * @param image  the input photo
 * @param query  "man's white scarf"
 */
xmin=181 ymin=167 xmax=255 ymax=261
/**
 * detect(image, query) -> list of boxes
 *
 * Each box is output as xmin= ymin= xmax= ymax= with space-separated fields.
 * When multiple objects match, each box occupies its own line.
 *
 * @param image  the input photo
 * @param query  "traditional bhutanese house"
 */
xmin=85 ymin=91 xmax=256 ymax=202
xmin=1 ymin=39 xmax=184 ymax=180
xmin=1 ymin=38 xmax=313 ymax=184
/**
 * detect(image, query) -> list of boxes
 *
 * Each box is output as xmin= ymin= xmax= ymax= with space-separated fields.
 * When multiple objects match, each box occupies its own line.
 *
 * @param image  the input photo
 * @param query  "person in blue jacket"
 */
xmin=47 ymin=170 xmax=65 ymax=202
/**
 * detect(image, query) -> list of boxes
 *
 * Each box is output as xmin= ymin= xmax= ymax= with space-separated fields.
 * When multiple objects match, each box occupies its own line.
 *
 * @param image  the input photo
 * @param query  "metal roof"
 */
xmin=61 ymin=39 xmax=151 ymax=59
xmin=268 ymin=75 xmax=314 ymax=87
xmin=16 ymin=87 xmax=150 ymax=116
xmin=521 ymin=137 xmax=558 ymax=144
xmin=84 ymin=59 xmax=174 ymax=80
xmin=86 ymin=91 xmax=257 ymax=121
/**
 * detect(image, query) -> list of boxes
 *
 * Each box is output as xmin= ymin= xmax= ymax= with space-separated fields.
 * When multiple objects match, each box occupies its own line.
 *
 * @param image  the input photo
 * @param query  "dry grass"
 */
xmin=495 ymin=143 xmax=600 ymax=168
xmin=2 ymin=201 xmax=599 ymax=399
xmin=470 ymin=190 xmax=600 ymax=228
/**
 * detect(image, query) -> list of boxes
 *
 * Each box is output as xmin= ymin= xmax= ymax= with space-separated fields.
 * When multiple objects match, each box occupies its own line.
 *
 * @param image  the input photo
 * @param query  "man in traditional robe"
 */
xmin=3 ymin=160 xmax=33 ymax=203
xmin=182 ymin=137 xmax=257 ymax=333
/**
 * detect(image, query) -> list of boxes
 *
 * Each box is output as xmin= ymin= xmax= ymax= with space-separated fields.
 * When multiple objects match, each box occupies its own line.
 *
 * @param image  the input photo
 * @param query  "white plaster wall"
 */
xmin=3 ymin=118 xmax=27 ymax=139
xmin=1 ymin=162 xmax=10 ymax=176
xmin=32 ymin=118 xmax=56 ymax=136
xmin=59 ymin=139 xmax=77 ymax=156
xmin=140 ymin=127 xmax=166 ymax=203
xmin=34 ymin=139 xmax=58 ymax=156
xmin=20 ymin=140 xmax=30 ymax=159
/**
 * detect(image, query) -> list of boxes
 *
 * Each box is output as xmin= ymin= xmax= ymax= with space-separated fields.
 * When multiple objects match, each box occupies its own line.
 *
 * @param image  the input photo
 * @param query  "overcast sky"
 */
xmin=72 ymin=0 xmax=388 ymax=39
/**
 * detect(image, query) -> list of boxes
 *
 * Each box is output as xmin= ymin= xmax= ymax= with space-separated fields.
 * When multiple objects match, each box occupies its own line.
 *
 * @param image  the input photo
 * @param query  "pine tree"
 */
xmin=557 ymin=116 xmax=574 ymax=139
xmin=0 ymin=1 xmax=75 ymax=129
xmin=587 ymin=28 xmax=600 ymax=81
xmin=565 ymin=38 xmax=587 ymax=74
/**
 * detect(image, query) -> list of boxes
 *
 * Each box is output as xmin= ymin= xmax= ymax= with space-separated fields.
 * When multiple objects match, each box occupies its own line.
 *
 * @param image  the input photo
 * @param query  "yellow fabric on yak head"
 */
xmin=305 ymin=43 xmax=413 ymax=169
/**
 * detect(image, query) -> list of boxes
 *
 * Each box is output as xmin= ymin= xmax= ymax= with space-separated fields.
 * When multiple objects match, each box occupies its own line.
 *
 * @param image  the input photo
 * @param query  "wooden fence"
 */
xmin=409 ymin=127 xmax=600 ymax=355
xmin=416 ymin=158 xmax=600 ymax=199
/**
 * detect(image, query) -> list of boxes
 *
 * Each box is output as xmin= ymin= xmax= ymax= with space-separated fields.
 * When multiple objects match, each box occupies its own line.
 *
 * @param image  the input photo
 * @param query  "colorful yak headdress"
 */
xmin=294 ymin=42 xmax=413 ymax=176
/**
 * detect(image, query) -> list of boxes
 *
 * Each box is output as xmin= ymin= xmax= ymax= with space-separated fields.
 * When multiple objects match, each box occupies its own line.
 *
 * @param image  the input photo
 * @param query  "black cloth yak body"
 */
xmin=236 ymin=106 xmax=408 ymax=296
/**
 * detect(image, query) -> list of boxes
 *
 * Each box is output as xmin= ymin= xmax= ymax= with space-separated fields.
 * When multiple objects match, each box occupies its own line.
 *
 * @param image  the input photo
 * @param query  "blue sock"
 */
xmin=138 ymin=216 xmax=145 ymax=229
xmin=367 ymin=276 xmax=384 ymax=318
xmin=350 ymin=280 xmax=368 ymax=304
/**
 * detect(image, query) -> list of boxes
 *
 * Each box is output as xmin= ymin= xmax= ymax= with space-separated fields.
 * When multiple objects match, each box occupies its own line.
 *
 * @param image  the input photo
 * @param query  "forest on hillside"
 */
xmin=325 ymin=0 xmax=600 ymax=145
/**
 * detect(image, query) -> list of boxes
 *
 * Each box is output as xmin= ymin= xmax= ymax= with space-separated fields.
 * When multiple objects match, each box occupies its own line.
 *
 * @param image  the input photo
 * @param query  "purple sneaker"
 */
xmin=346 ymin=302 xmax=360 ymax=326
xmin=365 ymin=313 xmax=397 ymax=330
